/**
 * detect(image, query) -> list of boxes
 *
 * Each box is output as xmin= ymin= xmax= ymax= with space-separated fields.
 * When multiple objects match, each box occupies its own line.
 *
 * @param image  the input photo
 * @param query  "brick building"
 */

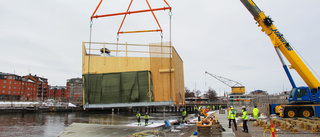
xmin=0 ymin=72 xmax=48 ymax=101
xmin=49 ymin=86 xmax=67 ymax=101
xmin=66 ymin=78 xmax=82 ymax=101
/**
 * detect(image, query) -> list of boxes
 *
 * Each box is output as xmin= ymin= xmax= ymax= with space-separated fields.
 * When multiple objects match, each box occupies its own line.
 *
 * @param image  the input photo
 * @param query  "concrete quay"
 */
xmin=57 ymin=110 xmax=235 ymax=137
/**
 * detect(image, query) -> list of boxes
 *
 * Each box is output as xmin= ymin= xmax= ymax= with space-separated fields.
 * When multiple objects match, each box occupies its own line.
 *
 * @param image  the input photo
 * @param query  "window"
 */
xmin=3 ymin=85 xmax=5 ymax=88
xmin=14 ymin=86 xmax=16 ymax=89
xmin=3 ymin=80 xmax=6 ymax=83
xmin=2 ymin=90 xmax=4 ymax=93
xmin=22 ymin=82 xmax=24 ymax=85
xmin=13 ymin=91 xmax=16 ymax=93
xmin=295 ymin=88 xmax=308 ymax=98
xmin=8 ymin=76 xmax=12 ymax=79
xmin=9 ymin=86 xmax=11 ymax=89
xmin=14 ymin=81 xmax=16 ymax=84
xmin=9 ymin=81 xmax=11 ymax=84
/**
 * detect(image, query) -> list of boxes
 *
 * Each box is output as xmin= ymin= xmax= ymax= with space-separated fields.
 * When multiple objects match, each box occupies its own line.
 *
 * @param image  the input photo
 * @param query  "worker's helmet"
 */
xmin=183 ymin=108 xmax=185 ymax=110
xmin=242 ymin=106 xmax=245 ymax=109
xmin=230 ymin=107 xmax=234 ymax=110
xmin=137 ymin=111 xmax=139 ymax=113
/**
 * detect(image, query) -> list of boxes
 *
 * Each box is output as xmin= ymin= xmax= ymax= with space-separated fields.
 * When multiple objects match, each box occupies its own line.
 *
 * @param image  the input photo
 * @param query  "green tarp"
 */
xmin=83 ymin=71 xmax=154 ymax=104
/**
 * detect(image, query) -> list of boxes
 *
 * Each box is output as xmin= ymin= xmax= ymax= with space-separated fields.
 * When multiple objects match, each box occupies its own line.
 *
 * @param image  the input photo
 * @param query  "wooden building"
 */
xmin=82 ymin=42 xmax=185 ymax=109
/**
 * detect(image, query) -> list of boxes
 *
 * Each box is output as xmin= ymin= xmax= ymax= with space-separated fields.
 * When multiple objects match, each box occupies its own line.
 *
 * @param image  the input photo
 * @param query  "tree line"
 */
xmin=185 ymin=87 xmax=218 ymax=101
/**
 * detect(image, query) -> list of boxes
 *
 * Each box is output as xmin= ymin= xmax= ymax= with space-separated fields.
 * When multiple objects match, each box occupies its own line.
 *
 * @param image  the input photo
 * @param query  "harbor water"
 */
xmin=0 ymin=111 xmax=182 ymax=137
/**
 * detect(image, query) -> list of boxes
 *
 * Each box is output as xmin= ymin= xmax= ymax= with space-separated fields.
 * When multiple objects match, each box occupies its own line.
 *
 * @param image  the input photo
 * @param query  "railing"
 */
xmin=83 ymin=42 xmax=172 ymax=58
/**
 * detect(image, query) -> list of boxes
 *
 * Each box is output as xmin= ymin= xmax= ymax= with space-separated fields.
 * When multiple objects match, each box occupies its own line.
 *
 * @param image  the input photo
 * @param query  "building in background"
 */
xmin=66 ymin=78 xmax=82 ymax=102
xmin=23 ymin=74 xmax=49 ymax=101
xmin=49 ymin=86 xmax=67 ymax=101
xmin=0 ymin=72 xmax=48 ymax=101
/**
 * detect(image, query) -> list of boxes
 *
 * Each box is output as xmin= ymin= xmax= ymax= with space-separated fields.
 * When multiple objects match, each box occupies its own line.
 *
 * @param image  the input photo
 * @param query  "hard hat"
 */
xmin=230 ymin=107 xmax=234 ymax=110
xmin=137 ymin=111 xmax=139 ymax=113
xmin=242 ymin=106 xmax=245 ymax=108
xmin=183 ymin=108 xmax=185 ymax=110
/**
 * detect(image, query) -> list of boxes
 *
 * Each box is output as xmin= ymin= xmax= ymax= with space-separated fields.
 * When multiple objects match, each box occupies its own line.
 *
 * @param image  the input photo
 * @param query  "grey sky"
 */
xmin=1 ymin=0 xmax=320 ymax=96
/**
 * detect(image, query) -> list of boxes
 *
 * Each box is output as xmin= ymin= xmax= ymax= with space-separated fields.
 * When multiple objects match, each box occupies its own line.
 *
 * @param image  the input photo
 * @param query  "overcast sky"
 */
xmin=1 ymin=0 xmax=320 ymax=96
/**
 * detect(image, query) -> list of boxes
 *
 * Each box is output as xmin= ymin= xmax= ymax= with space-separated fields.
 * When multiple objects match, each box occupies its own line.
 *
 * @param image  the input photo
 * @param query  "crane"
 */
xmin=205 ymin=71 xmax=245 ymax=95
xmin=240 ymin=0 xmax=320 ymax=118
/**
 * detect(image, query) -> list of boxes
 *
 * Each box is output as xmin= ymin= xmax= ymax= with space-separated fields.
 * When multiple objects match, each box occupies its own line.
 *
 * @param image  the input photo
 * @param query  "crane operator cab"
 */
xmin=289 ymin=87 xmax=319 ymax=103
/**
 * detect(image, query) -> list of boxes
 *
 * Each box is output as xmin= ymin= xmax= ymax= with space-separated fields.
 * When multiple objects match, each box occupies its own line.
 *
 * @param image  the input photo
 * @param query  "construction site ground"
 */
xmin=57 ymin=109 xmax=320 ymax=137
xmin=230 ymin=117 xmax=320 ymax=137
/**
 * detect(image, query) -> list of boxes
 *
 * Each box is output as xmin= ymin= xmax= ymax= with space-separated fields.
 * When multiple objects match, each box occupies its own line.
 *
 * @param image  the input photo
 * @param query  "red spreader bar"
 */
xmin=90 ymin=0 xmax=171 ymax=35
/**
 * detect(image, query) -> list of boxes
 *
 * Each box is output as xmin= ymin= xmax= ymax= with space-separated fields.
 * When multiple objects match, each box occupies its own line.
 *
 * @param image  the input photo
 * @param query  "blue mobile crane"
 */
xmin=240 ymin=0 xmax=320 ymax=117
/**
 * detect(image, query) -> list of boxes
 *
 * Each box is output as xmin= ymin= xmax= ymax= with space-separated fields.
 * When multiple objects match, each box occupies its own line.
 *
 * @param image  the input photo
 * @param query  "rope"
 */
xmin=116 ymin=34 xmax=119 ymax=56
xmin=86 ymin=20 xmax=93 ymax=104
xmin=169 ymin=10 xmax=172 ymax=101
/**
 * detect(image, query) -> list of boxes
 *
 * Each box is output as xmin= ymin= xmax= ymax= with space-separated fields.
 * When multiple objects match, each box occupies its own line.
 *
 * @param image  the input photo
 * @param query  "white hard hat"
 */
xmin=242 ymin=106 xmax=245 ymax=108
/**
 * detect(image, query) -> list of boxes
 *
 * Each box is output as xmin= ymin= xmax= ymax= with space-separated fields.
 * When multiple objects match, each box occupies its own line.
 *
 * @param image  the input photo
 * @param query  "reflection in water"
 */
xmin=0 ymin=111 xmax=181 ymax=137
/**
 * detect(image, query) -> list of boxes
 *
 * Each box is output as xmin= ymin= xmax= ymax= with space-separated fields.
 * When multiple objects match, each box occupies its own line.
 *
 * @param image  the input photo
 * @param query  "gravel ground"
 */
xmin=232 ymin=120 xmax=320 ymax=137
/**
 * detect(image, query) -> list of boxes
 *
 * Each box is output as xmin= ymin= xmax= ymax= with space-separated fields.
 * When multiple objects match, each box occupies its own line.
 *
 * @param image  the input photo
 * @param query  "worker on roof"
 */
xmin=213 ymin=105 xmax=215 ymax=110
xmin=219 ymin=104 xmax=222 ymax=110
xmin=228 ymin=107 xmax=237 ymax=131
xmin=182 ymin=108 xmax=187 ymax=123
xmin=253 ymin=106 xmax=259 ymax=120
xmin=144 ymin=112 xmax=149 ymax=126
xmin=242 ymin=107 xmax=249 ymax=133
xmin=207 ymin=105 xmax=210 ymax=111
xmin=136 ymin=111 xmax=141 ymax=126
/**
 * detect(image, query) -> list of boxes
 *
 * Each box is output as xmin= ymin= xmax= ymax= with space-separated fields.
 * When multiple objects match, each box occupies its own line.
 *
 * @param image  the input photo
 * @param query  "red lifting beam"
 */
xmin=91 ymin=7 xmax=171 ymax=19
xmin=90 ymin=0 xmax=171 ymax=35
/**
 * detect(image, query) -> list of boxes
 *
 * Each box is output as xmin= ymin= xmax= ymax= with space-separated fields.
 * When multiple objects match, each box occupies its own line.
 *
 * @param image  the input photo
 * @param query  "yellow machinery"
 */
xmin=205 ymin=71 xmax=245 ymax=94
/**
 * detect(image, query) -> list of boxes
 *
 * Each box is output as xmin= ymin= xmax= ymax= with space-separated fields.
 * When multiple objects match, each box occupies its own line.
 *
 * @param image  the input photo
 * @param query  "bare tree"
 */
xmin=204 ymin=87 xmax=218 ymax=101
xmin=195 ymin=90 xmax=201 ymax=97
xmin=185 ymin=87 xmax=195 ymax=98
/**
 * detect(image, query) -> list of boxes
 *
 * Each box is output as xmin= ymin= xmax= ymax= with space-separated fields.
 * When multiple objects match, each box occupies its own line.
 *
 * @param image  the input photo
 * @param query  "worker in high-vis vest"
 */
xmin=136 ymin=111 xmax=141 ymax=126
xmin=219 ymin=105 xmax=222 ymax=110
xmin=252 ymin=106 xmax=259 ymax=120
xmin=213 ymin=105 xmax=215 ymax=110
xmin=182 ymin=108 xmax=187 ymax=123
xmin=144 ymin=112 xmax=149 ymax=126
xmin=228 ymin=107 xmax=237 ymax=131
xmin=207 ymin=106 xmax=210 ymax=111
xmin=242 ymin=107 xmax=249 ymax=133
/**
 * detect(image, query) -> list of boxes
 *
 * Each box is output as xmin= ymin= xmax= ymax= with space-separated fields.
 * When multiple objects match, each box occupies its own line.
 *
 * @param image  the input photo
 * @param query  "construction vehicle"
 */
xmin=205 ymin=71 xmax=245 ymax=94
xmin=240 ymin=0 xmax=320 ymax=118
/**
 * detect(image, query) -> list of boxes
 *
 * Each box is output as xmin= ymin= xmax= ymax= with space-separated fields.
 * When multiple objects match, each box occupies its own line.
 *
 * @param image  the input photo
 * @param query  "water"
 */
xmin=0 ymin=111 xmax=182 ymax=137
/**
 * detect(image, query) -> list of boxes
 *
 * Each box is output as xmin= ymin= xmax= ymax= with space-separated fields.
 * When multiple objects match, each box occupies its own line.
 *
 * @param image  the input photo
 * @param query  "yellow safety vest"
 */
xmin=228 ymin=110 xmax=236 ymax=119
xmin=182 ymin=110 xmax=186 ymax=116
xmin=242 ymin=111 xmax=248 ymax=120
xmin=144 ymin=115 xmax=149 ymax=119
xmin=136 ymin=113 xmax=141 ymax=119
xmin=253 ymin=108 xmax=259 ymax=115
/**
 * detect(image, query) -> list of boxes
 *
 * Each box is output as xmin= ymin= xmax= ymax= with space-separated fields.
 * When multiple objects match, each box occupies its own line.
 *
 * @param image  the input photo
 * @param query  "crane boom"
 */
xmin=240 ymin=0 xmax=320 ymax=118
xmin=205 ymin=71 xmax=242 ymax=87
xmin=240 ymin=0 xmax=320 ymax=89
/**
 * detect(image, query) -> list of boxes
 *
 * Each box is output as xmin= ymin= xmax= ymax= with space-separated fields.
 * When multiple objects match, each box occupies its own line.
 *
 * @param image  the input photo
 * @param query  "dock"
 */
xmin=57 ymin=110 xmax=235 ymax=137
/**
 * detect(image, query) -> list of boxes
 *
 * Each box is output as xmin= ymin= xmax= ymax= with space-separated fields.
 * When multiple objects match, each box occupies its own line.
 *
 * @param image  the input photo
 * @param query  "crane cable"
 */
xmin=86 ymin=20 xmax=94 ymax=105
xmin=290 ymin=43 xmax=320 ymax=79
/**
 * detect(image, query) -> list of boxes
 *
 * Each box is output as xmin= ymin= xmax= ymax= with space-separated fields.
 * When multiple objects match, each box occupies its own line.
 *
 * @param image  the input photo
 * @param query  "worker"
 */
xmin=207 ymin=105 xmax=210 ymax=111
xmin=194 ymin=105 xmax=198 ymax=116
xmin=182 ymin=108 xmax=187 ymax=123
xmin=219 ymin=105 xmax=222 ymax=110
xmin=242 ymin=107 xmax=249 ymax=133
xmin=213 ymin=105 xmax=215 ymax=110
xmin=136 ymin=111 xmax=141 ymax=126
xmin=144 ymin=112 xmax=149 ymax=126
xmin=252 ymin=106 xmax=259 ymax=120
xmin=228 ymin=107 xmax=237 ymax=131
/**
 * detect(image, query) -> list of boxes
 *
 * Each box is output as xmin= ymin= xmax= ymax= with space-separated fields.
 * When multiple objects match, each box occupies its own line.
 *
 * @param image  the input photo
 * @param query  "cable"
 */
xmin=86 ymin=20 xmax=93 ymax=105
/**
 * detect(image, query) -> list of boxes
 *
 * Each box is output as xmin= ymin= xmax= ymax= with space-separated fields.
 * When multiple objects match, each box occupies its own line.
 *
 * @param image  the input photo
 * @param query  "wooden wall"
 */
xmin=82 ymin=42 xmax=185 ymax=106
